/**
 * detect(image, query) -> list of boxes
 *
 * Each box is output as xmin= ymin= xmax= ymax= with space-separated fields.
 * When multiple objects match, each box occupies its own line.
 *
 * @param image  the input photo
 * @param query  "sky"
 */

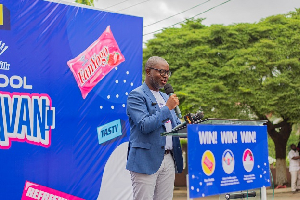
xmin=61 ymin=0 xmax=300 ymax=44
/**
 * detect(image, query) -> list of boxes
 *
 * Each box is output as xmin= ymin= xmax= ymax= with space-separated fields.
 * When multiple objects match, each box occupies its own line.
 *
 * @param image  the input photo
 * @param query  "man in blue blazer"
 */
xmin=126 ymin=56 xmax=183 ymax=200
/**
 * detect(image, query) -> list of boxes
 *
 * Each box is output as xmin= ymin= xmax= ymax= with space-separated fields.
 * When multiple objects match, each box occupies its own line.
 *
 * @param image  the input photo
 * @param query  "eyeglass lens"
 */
xmin=150 ymin=67 xmax=171 ymax=76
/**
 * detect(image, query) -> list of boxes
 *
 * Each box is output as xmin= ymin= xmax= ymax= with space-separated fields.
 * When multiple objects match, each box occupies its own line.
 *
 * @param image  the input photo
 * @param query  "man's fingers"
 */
xmin=166 ymin=94 xmax=179 ymax=110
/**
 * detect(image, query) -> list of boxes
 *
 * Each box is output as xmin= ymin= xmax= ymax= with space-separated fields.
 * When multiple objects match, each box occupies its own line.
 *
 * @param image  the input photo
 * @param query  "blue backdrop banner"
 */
xmin=0 ymin=0 xmax=142 ymax=199
xmin=187 ymin=124 xmax=270 ymax=198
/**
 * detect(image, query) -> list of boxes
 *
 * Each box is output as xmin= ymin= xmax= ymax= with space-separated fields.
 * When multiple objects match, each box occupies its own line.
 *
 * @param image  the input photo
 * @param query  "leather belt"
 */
xmin=164 ymin=149 xmax=172 ymax=155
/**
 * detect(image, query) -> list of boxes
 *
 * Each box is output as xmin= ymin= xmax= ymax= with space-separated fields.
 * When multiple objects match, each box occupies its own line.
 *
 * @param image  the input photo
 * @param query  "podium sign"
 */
xmin=187 ymin=124 xmax=270 ymax=198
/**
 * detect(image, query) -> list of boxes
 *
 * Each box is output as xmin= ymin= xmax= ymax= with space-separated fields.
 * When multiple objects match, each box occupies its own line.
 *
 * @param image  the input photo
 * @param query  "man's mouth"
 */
xmin=161 ymin=79 xmax=167 ymax=84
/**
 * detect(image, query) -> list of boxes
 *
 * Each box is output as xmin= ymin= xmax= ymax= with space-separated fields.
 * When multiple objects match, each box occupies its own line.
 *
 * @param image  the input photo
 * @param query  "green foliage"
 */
xmin=269 ymin=124 xmax=300 ymax=161
xmin=75 ymin=0 xmax=94 ymax=6
xmin=287 ymin=124 xmax=300 ymax=153
xmin=286 ymin=124 xmax=300 ymax=167
xmin=268 ymin=136 xmax=275 ymax=158
xmin=144 ymin=9 xmax=300 ymax=167
xmin=180 ymin=138 xmax=187 ymax=146
xmin=144 ymin=9 xmax=300 ymax=122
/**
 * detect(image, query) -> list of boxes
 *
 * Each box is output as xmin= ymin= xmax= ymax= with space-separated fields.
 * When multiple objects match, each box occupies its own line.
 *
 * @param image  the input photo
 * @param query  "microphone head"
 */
xmin=164 ymin=83 xmax=174 ymax=95
xmin=193 ymin=111 xmax=204 ymax=120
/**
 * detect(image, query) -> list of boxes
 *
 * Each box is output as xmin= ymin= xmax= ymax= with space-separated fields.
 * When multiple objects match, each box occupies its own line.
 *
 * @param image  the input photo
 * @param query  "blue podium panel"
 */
xmin=0 ymin=0 xmax=142 ymax=199
xmin=187 ymin=124 xmax=270 ymax=198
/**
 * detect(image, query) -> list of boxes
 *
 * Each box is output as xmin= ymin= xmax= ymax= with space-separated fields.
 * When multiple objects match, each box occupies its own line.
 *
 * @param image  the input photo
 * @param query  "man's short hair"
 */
xmin=291 ymin=144 xmax=296 ymax=148
xmin=145 ymin=56 xmax=168 ymax=70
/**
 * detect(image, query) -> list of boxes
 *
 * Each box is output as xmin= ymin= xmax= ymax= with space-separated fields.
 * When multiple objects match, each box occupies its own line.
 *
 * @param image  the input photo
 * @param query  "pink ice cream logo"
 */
xmin=67 ymin=26 xmax=125 ymax=99
xmin=242 ymin=149 xmax=254 ymax=172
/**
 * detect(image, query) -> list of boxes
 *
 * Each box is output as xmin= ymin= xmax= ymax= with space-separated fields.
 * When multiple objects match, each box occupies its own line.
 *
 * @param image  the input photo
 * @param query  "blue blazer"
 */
xmin=126 ymin=83 xmax=183 ymax=175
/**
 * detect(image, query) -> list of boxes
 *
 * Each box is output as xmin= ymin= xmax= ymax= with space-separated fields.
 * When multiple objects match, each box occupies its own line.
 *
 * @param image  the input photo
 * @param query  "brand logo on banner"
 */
xmin=0 ymin=0 xmax=142 ymax=199
xmin=0 ymin=91 xmax=55 ymax=149
xmin=0 ymin=40 xmax=10 ymax=71
xmin=22 ymin=181 xmax=85 ymax=200
xmin=97 ymin=119 xmax=123 ymax=144
xmin=222 ymin=149 xmax=235 ymax=174
xmin=67 ymin=26 xmax=125 ymax=99
xmin=201 ymin=150 xmax=216 ymax=176
xmin=0 ymin=4 xmax=11 ymax=30
xmin=0 ymin=40 xmax=8 ymax=56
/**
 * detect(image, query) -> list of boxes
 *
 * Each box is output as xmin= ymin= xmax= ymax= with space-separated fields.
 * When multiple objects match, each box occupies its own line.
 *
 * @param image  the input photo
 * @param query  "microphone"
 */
xmin=164 ymin=84 xmax=182 ymax=119
xmin=172 ymin=111 xmax=204 ymax=131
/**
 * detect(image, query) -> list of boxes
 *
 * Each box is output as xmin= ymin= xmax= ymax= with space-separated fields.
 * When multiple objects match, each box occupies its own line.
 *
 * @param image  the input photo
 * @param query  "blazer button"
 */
xmin=161 ymin=146 xmax=164 ymax=149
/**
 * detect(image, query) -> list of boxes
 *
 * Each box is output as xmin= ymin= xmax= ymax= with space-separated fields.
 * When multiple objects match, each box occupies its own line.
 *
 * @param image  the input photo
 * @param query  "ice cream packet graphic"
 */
xmin=67 ymin=26 xmax=125 ymax=99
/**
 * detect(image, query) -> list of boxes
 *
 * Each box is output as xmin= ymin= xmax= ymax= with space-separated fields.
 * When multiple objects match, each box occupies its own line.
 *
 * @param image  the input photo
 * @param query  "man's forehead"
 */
xmin=155 ymin=60 xmax=169 ymax=69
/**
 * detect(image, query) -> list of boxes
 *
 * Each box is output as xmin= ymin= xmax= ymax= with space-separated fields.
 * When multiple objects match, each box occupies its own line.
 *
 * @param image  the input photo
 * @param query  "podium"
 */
xmin=161 ymin=118 xmax=267 ymax=137
xmin=162 ymin=119 xmax=273 ymax=200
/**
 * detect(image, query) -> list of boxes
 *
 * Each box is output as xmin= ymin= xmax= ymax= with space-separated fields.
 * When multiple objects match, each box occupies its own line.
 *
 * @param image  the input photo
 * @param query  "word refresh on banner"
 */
xmin=22 ymin=181 xmax=85 ymax=200
xmin=25 ymin=187 xmax=68 ymax=200
xmin=198 ymin=131 xmax=257 ymax=145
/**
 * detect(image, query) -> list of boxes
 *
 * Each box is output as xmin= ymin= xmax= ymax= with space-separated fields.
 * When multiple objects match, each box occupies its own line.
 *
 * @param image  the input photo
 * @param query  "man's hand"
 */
xmin=166 ymin=94 xmax=179 ymax=110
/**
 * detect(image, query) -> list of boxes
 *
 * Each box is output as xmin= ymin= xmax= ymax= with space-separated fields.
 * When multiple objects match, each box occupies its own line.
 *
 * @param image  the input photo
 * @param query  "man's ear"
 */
xmin=145 ymin=68 xmax=151 ymax=76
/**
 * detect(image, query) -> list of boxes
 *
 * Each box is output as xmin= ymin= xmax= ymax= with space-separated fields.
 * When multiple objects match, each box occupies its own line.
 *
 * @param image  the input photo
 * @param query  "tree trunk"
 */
xmin=275 ymin=158 xmax=287 ymax=186
xmin=266 ymin=119 xmax=292 ymax=186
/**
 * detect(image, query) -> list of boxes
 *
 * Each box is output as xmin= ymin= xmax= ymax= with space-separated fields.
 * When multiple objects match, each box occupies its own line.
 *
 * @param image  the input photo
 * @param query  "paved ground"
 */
xmin=173 ymin=186 xmax=300 ymax=200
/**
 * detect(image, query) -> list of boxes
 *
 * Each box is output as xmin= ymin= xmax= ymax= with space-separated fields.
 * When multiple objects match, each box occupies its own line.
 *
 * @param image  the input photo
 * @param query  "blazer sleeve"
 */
xmin=174 ymin=112 xmax=182 ymax=126
xmin=127 ymin=90 xmax=173 ymax=135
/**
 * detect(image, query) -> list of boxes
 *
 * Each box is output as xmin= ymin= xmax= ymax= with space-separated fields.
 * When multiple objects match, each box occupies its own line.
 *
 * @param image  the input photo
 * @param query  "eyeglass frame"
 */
xmin=148 ymin=67 xmax=172 ymax=77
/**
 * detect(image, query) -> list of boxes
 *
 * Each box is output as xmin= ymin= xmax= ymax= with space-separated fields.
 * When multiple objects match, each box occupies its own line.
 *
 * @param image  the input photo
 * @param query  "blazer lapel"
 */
xmin=142 ymin=82 xmax=159 ymax=108
xmin=160 ymin=91 xmax=168 ymax=103
xmin=141 ymin=83 xmax=178 ymax=130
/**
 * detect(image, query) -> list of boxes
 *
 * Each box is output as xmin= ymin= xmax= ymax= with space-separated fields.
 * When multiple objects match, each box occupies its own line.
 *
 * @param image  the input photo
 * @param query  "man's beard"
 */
xmin=149 ymin=75 xmax=164 ymax=90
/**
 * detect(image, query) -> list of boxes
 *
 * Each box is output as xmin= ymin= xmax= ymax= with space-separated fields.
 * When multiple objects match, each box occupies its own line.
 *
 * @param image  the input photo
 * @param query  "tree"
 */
xmin=75 ymin=0 xmax=94 ymax=6
xmin=143 ymin=9 xmax=300 ymax=186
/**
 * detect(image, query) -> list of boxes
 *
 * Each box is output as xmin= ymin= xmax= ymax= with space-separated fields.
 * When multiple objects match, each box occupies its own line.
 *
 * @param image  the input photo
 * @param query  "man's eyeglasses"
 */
xmin=148 ymin=67 xmax=172 ymax=77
